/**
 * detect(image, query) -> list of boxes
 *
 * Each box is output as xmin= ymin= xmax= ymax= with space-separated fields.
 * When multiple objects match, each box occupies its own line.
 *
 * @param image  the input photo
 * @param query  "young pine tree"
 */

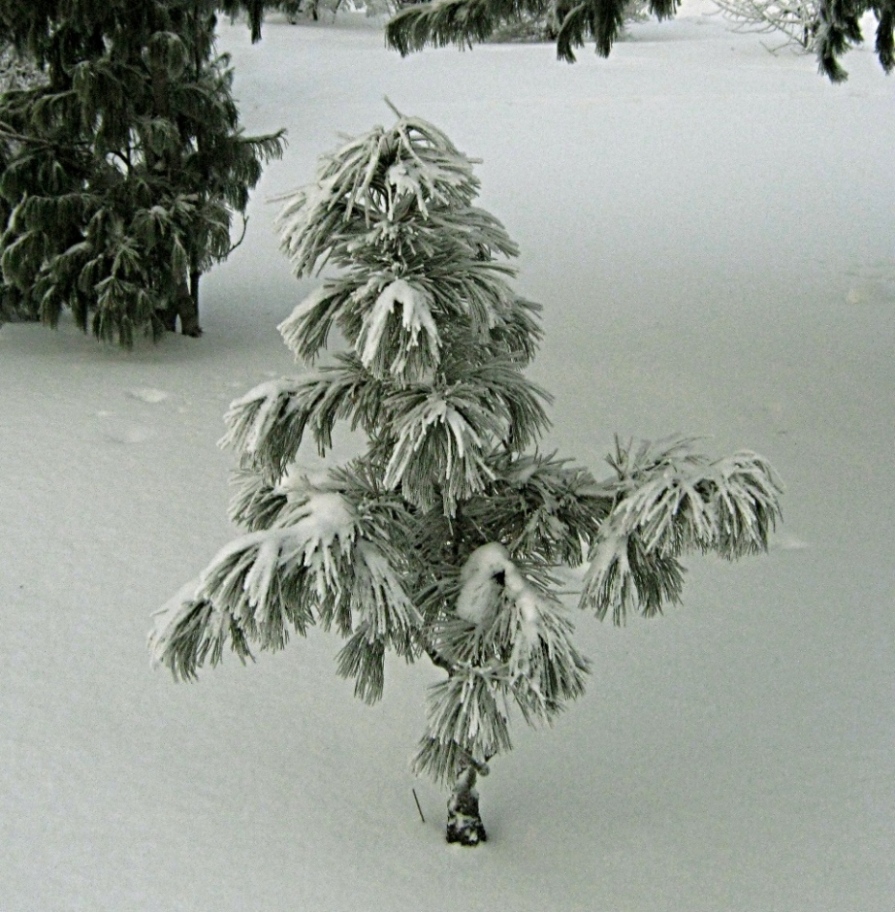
xmin=150 ymin=109 xmax=783 ymax=846
xmin=0 ymin=0 xmax=284 ymax=345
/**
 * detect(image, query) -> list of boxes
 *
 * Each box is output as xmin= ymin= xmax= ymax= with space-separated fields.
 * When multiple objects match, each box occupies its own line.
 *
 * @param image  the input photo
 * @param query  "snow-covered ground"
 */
xmin=2 ymin=5 xmax=893 ymax=910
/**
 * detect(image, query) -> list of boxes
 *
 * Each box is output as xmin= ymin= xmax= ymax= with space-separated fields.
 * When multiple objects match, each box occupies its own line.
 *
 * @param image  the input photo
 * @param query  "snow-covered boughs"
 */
xmin=220 ymin=377 xmax=311 ymax=474
xmin=357 ymin=278 xmax=441 ymax=379
xmin=220 ymin=359 xmax=549 ymax=514
xmin=149 ymin=592 xmax=236 ymax=681
xmin=0 ymin=1 xmax=285 ymax=344
xmin=381 ymin=363 xmax=550 ymax=513
xmin=274 ymin=106 xmax=527 ymax=385
xmin=581 ymin=438 xmax=784 ymax=624
xmin=414 ymin=668 xmax=513 ymax=785
xmin=449 ymin=545 xmax=589 ymax=708
xmin=412 ymin=542 xmax=589 ymax=783
xmin=462 ymin=450 xmax=611 ymax=566
xmin=155 ymin=109 xmax=782 ymax=844
xmin=276 ymin=106 xmax=516 ymax=275
xmin=150 ymin=477 xmax=420 ymax=680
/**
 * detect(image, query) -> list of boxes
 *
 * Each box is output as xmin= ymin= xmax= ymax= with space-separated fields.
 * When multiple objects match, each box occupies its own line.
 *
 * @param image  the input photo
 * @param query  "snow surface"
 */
xmin=2 ymin=4 xmax=894 ymax=909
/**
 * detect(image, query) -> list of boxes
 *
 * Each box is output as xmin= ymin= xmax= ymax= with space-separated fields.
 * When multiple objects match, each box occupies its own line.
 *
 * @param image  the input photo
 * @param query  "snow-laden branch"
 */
xmin=150 ymin=487 xmax=420 ymax=679
xmin=461 ymin=450 xmax=611 ymax=567
xmin=451 ymin=544 xmax=589 ymax=704
xmin=413 ymin=667 xmax=514 ymax=785
xmin=381 ymin=363 xmax=550 ymax=513
xmin=220 ymin=361 xmax=386 ymax=477
xmin=357 ymin=277 xmax=441 ymax=380
xmin=412 ymin=542 xmax=590 ymax=782
xmin=581 ymin=438 xmax=784 ymax=624
xmin=277 ymin=260 xmax=523 ymax=371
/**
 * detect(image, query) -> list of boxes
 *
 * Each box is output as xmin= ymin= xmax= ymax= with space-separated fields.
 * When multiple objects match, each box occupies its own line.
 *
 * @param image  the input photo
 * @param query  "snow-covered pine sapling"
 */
xmin=150 ymin=107 xmax=783 ymax=846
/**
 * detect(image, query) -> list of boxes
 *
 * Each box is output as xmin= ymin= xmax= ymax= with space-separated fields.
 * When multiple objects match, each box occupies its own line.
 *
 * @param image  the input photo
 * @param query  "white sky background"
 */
xmin=1 ymin=4 xmax=893 ymax=909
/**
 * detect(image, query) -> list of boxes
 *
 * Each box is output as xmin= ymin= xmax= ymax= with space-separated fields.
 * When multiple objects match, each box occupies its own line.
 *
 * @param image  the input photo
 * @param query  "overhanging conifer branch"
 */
xmin=383 ymin=0 xmax=891 ymax=76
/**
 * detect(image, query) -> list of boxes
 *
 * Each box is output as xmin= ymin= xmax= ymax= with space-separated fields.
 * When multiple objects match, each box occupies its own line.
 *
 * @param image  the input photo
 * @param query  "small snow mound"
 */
xmin=456 ymin=542 xmax=510 ymax=625
xmin=127 ymin=387 xmax=169 ymax=404
xmin=845 ymin=281 xmax=894 ymax=307
xmin=103 ymin=422 xmax=153 ymax=444
xmin=771 ymin=534 xmax=809 ymax=551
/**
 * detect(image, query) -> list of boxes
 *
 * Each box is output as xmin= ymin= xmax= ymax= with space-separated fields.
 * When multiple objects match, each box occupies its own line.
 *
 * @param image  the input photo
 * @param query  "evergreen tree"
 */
xmin=150 ymin=109 xmax=783 ymax=845
xmin=382 ymin=0 xmax=895 ymax=79
xmin=0 ymin=1 xmax=284 ymax=345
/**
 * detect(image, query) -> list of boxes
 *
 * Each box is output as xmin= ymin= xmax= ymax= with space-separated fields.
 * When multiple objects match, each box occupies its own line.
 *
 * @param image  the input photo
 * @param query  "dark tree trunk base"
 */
xmin=178 ymin=283 xmax=202 ymax=337
xmin=161 ymin=280 xmax=202 ymax=337
xmin=446 ymin=792 xmax=487 ymax=845
xmin=446 ymin=763 xmax=487 ymax=846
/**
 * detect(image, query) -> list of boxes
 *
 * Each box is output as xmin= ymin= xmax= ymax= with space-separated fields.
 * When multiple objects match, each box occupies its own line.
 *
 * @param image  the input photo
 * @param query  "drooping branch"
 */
xmin=580 ymin=438 xmax=784 ymax=624
xmin=385 ymin=0 xmax=681 ymax=61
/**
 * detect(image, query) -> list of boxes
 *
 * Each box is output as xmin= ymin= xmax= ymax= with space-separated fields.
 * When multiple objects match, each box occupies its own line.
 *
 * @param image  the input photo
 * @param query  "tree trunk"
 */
xmin=446 ymin=760 xmax=487 ymax=846
xmin=162 ymin=277 xmax=202 ymax=336
xmin=190 ymin=268 xmax=201 ymax=311
xmin=178 ymin=280 xmax=202 ymax=337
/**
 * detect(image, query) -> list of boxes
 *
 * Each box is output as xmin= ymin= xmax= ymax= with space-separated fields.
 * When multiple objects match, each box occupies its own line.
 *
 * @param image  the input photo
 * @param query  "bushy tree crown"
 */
xmin=0 ymin=0 xmax=284 ymax=343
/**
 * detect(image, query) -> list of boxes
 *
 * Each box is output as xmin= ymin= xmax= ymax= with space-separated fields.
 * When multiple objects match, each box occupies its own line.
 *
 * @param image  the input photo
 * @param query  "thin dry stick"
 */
xmin=412 ymin=788 xmax=426 ymax=823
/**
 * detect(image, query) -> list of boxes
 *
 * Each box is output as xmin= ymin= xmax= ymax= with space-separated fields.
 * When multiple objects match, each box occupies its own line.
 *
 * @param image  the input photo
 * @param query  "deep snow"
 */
xmin=1 ymin=4 xmax=893 ymax=910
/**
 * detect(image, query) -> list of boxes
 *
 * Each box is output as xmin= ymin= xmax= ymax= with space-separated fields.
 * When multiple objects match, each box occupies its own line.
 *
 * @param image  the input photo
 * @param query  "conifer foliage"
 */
xmin=383 ymin=0 xmax=895 ymax=79
xmin=151 ymin=108 xmax=783 ymax=845
xmin=0 ymin=1 xmax=284 ymax=344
